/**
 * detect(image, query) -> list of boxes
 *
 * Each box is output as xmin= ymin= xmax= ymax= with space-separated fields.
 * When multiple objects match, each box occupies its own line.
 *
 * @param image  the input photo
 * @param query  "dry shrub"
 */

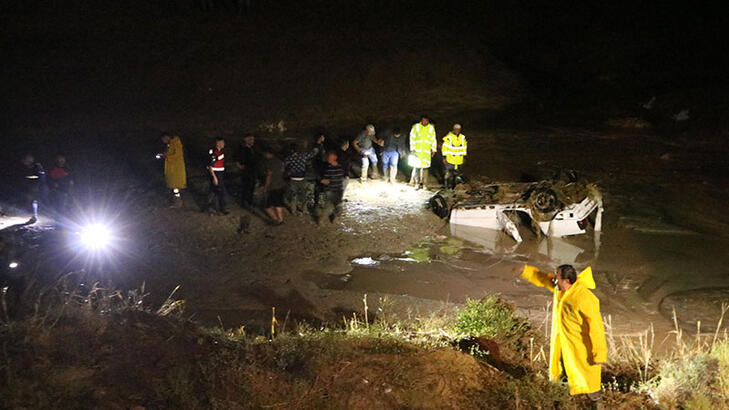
xmin=604 ymin=304 xmax=729 ymax=408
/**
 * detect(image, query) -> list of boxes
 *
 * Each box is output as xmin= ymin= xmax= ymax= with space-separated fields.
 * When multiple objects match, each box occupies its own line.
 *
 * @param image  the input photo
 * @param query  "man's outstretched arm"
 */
xmin=520 ymin=265 xmax=556 ymax=292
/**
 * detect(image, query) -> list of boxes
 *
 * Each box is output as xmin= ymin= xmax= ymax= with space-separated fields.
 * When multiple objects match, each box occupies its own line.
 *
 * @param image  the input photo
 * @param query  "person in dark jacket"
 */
xmin=19 ymin=153 xmax=45 ymax=222
xmin=260 ymin=146 xmax=287 ymax=225
xmin=380 ymin=127 xmax=407 ymax=184
xmin=337 ymin=138 xmax=354 ymax=193
xmin=235 ymin=134 xmax=258 ymax=209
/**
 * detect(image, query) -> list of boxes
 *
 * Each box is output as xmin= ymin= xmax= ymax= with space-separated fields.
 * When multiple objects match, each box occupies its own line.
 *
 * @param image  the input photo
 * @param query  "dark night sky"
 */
xmin=2 ymin=1 xmax=728 ymax=133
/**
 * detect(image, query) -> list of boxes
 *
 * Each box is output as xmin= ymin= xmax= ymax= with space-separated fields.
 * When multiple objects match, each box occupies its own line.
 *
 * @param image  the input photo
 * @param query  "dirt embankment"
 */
xmin=0 ymin=285 xmax=655 ymax=410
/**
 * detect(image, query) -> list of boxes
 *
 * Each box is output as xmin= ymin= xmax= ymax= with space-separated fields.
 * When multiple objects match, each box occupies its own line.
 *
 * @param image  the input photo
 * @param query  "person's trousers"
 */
xmin=444 ymin=162 xmax=461 ymax=189
xmin=360 ymin=147 xmax=378 ymax=181
xmin=207 ymin=171 xmax=227 ymax=212
xmin=381 ymin=151 xmax=399 ymax=170
xmin=316 ymin=190 xmax=343 ymax=218
xmin=412 ymin=167 xmax=429 ymax=187
xmin=360 ymin=147 xmax=378 ymax=168
xmin=240 ymin=173 xmax=256 ymax=207
xmin=286 ymin=178 xmax=309 ymax=212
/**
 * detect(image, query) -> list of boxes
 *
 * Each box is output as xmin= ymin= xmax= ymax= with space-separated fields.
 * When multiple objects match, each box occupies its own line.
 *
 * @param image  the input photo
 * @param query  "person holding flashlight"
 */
xmin=159 ymin=133 xmax=187 ymax=208
xmin=205 ymin=138 xmax=228 ymax=215
xmin=19 ymin=153 xmax=46 ymax=223
xmin=409 ymin=115 xmax=437 ymax=190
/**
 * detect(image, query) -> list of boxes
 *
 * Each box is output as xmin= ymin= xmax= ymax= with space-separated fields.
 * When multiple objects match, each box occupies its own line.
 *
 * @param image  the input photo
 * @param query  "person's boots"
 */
xmin=389 ymin=166 xmax=398 ymax=184
xmin=170 ymin=196 xmax=183 ymax=208
xmin=409 ymin=168 xmax=417 ymax=186
xmin=361 ymin=163 xmax=368 ymax=183
xmin=421 ymin=169 xmax=429 ymax=190
xmin=371 ymin=166 xmax=380 ymax=180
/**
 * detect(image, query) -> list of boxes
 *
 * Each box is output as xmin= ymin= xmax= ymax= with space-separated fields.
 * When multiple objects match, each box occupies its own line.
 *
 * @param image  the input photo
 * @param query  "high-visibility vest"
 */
xmin=442 ymin=132 xmax=467 ymax=168
xmin=209 ymin=148 xmax=225 ymax=171
xmin=409 ymin=123 xmax=436 ymax=168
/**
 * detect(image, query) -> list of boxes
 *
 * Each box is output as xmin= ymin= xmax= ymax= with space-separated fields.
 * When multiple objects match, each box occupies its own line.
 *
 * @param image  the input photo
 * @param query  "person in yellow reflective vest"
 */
xmin=159 ymin=132 xmax=187 ymax=208
xmin=408 ymin=115 xmax=437 ymax=190
xmin=441 ymin=124 xmax=467 ymax=189
xmin=520 ymin=264 xmax=607 ymax=409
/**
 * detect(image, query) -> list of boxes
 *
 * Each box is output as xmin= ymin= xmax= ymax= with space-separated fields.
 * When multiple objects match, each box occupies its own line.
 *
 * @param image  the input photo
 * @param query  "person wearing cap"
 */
xmin=441 ymin=124 xmax=468 ymax=189
xmin=159 ymin=132 xmax=187 ymax=208
xmin=409 ymin=115 xmax=437 ymax=190
xmin=352 ymin=124 xmax=383 ymax=183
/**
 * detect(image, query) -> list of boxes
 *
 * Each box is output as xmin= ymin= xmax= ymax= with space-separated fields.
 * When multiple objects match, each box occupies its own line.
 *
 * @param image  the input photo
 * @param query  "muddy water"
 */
xmin=306 ymin=218 xmax=729 ymax=341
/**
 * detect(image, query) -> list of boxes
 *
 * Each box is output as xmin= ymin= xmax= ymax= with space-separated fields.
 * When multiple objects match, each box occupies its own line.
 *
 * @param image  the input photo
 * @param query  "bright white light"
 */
xmin=352 ymin=257 xmax=379 ymax=266
xmin=80 ymin=223 xmax=112 ymax=250
xmin=8 ymin=261 xmax=19 ymax=269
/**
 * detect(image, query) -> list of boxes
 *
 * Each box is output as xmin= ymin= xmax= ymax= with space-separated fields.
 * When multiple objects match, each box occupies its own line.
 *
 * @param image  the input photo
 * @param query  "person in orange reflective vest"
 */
xmin=205 ymin=138 xmax=229 ymax=215
xmin=441 ymin=124 xmax=467 ymax=190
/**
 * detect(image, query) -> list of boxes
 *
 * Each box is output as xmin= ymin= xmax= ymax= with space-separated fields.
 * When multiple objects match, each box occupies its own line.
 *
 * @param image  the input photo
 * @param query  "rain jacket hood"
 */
xmin=522 ymin=265 xmax=606 ymax=395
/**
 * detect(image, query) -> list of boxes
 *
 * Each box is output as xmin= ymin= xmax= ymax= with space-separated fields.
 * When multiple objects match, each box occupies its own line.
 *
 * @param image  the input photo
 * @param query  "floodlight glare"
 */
xmin=8 ymin=261 xmax=19 ymax=269
xmin=80 ymin=223 xmax=112 ymax=250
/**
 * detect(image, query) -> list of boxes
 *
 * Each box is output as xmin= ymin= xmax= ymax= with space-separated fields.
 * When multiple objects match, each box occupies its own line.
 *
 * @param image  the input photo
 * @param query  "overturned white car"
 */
xmin=429 ymin=180 xmax=603 ymax=243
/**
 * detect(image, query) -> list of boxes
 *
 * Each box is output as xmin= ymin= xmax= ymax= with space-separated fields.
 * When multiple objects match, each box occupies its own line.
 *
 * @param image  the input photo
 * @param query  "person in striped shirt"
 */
xmin=316 ymin=150 xmax=345 ymax=224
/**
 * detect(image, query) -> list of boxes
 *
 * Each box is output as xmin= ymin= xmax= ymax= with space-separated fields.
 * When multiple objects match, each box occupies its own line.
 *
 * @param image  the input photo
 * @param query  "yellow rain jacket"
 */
xmin=442 ymin=132 xmax=467 ymax=169
xmin=409 ymin=123 xmax=437 ymax=168
xmin=521 ymin=265 xmax=607 ymax=395
xmin=164 ymin=136 xmax=187 ymax=189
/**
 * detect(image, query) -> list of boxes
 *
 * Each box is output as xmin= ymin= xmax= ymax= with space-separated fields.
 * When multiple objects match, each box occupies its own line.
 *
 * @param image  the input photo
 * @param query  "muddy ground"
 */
xmin=5 ymin=122 xmax=728 ymax=354
xmin=128 ymin=125 xmax=729 ymax=346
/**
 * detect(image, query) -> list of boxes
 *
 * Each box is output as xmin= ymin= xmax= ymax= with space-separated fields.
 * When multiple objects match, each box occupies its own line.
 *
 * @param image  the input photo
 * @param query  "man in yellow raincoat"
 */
xmin=159 ymin=133 xmax=187 ymax=208
xmin=521 ymin=264 xmax=607 ymax=408
xmin=409 ymin=115 xmax=437 ymax=190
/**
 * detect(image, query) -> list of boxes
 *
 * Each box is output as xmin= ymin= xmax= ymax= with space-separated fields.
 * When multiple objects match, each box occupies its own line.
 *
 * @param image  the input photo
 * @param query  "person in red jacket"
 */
xmin=205 ymin=138 xmax=228 ymax=215
xmin=48 ymin=153 xmax=74 ymax=214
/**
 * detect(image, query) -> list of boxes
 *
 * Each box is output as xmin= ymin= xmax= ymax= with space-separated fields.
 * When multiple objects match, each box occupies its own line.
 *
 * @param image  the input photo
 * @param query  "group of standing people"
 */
xmin=10 ymin=152 xmax=74 ymax=222
xmin=158 ymin=115 xmax=469 ymax=225
xmin=352 ymin=115 xmax=468 ymax=190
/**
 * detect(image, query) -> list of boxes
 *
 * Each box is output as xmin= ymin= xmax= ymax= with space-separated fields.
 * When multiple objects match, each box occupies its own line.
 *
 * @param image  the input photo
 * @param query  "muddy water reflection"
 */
xmin=308 ymin=219 xmax=729 ymax=337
